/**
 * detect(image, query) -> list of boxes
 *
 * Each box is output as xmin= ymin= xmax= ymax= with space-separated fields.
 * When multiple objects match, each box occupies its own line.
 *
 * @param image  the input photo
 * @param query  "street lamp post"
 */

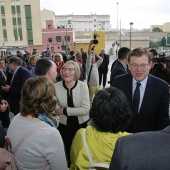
xmin=116 ymin=2 xmax=119 ymax=56
xmin=130 ymin=22 xmax=133 ymax=49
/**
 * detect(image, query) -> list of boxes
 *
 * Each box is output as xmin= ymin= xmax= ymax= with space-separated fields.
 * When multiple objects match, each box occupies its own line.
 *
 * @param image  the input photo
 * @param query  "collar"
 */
xmin=13 ymin=66 xmax=20 ymax=75
xmin=132 ymin=76 xmax=148 ymax=89
xmin=63 ymin=80 xmax=78 ymax=90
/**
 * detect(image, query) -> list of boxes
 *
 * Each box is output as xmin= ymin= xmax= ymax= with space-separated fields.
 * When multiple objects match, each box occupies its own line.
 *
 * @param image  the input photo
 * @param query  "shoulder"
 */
xmin=148 ymin=74 xmax=169 ymax=86
xmin=55 ymin=81 xmax=63 ymax=88
xmin=114 ymin=73 xmax=131 ymax=81
xmin=18 ymin=67 xmax=32 ymax=75
xmin=118 ymin=130 xmax=163 ymax=145
xmin=76 ymin=81 xmax=88 ymax=90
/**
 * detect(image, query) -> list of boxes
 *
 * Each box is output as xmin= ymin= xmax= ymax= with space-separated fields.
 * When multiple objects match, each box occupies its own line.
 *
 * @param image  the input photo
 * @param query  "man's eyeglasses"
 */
xmin=130 ymin=63 xmax=149 ymax=69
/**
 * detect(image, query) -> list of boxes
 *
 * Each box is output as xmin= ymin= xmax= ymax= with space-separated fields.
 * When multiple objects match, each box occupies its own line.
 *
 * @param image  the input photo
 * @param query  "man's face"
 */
xmin=101 ymin=49 xmax=105 ymax=54
xmin=0 ymin=60 xmax=6 ymax=69
xmin=49 ymin=61 xmax=57 ymax=83
xmin=128 ymin=55 xmax=152 ymax=82
xmin=8 ymin=62 xmax=15 ymax=72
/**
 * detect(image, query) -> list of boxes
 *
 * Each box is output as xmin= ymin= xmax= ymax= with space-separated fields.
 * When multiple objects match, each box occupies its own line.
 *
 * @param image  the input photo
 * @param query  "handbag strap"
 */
xmin=82 ymin=129 xmax=93 ymax=164
xmin=87 ymin=65 xmax=93 ymax=85
xmin=13 ymin=124 xmax=49 ymax=153
xmin=82 ymin=129 xmax=110 ymax=169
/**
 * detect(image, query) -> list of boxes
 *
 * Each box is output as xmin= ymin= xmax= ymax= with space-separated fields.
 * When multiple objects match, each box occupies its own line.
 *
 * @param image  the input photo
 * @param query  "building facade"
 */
xmin=0 ymin=0 xmax=42 ymax=47
xmin=55 ymin=14 xmax=112 ymax=32
xmin=41 ymin=9 xmax=112 ymax=32
xmin=29 ymin=20 xmax=74 ymax=54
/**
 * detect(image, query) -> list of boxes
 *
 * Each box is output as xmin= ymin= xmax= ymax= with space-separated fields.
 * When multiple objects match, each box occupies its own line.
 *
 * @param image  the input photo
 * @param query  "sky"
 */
xmin=40 ymin=0 xmax=170 ymax=30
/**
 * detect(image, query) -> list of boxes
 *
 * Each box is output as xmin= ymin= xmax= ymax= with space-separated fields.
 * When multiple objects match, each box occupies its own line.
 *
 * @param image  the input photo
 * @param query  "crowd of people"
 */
xmin=0 ymin=42 xmax=170 ymax=170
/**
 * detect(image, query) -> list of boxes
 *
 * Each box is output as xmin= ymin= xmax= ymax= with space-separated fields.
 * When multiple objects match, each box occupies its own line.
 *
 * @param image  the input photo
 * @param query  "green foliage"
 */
xmin=149 ymin=41 xmax=161 ymax=48
xmin=152 ymin=27 xmax=163 ymax=32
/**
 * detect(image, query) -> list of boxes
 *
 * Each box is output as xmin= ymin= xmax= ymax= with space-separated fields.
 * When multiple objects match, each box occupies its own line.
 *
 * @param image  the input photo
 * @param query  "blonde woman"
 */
xmin=55 ymin=60 xmax=90 ymax=167
xmin=54 ymin=53 xmax=64 ymax=82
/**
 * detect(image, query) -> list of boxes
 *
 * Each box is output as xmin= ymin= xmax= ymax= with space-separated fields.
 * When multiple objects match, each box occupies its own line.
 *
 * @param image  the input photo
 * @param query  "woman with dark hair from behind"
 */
xmin=70 ymin=87 xmax=132 ymax=170
xmin=7 ymin=76 xmax=67 ymax=170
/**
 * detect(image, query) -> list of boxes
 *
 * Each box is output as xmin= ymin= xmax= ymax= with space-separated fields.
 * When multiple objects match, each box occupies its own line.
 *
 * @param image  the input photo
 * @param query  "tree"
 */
xmin=152 ymin=27 xmax=163 ymax=32
xmin=149 ymin=41 xmax=161 ymax=48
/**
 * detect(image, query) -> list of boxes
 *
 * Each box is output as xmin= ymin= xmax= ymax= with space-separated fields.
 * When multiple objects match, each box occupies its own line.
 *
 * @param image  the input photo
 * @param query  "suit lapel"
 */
xmin=126 ymin=74 xmax=133 ymax=103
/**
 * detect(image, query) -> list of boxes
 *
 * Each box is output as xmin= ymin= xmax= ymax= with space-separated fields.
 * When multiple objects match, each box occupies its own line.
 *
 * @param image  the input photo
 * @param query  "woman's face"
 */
xmin=55 ymin=55 xmax=60 ymax=62
xmin=62 ymin=63 xmax=76 ymax=82
xmin=31 ymin=58 xmax=37 ymax=66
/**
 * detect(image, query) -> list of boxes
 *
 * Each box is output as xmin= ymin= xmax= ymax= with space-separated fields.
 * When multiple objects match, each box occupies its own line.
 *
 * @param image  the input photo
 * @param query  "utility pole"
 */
xmin=116 ymin=2 xmax=119 ymax=56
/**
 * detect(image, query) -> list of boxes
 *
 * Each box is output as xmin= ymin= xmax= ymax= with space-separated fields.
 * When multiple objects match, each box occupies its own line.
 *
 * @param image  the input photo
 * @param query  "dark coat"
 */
xmin=98 ymin=53 xmax=109 ymax=73
xmin=110 ymin=61 xmax=127 ymax=85
xmin=110 ymin=126 xmax=170 ymax=170
xmin=111 ymin=73 xmax=170 ymax=132
xmin=9 ymin=66 xmax=32 ymax=115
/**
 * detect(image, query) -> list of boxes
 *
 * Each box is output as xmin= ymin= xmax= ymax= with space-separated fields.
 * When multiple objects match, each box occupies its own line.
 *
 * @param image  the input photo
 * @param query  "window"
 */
xmin=26 ymin=18 xmax=32 ymax=23
xmin=56 ymin=36 xmax=61 ymax=42
xmin=94 ymin=19 xmax=96 ymax=22
xmin=51 ymin=47 xmax=54 ymax=53
xmin=25 ymin=5 xmax=31 ymax=10
xmin=1 ymin=6 xmax=5 ymax=14
xmin=15 ymin=36 xmax=18 ymax=41
xmin=11 ymin=6 xmax=16 ymax=13
xmin=65 ymin=36 xmax=70 ymax=42
xmin=48 ymin=25 xmax=51 ymax=29
xmin=25 ymin=5 xmax=31 ymax=17
xmin=16 ymin=5 xmax=20 ymax=13
xmin=94 ymin=25 xmax=96 ymax=27
xmin=2 ymin=19 xmax=6 ymax=26
xmin=28 ymin=40 xmax=33 ymax=45
xmin=19 ymin=36 xmax=23 ymax=41
xmin=27 ymin=30 xmax=32 ymax=35
xmin=48 ymin=38 xmax=52 ymax=42
xmin=13 ymin=18 xmax=16 ymax=25
xmin=3 ymin=29 xmax=7 ymax=38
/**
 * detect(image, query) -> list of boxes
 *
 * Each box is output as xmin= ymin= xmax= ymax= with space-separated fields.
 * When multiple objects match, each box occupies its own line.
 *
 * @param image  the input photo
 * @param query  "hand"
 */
xmin=55 ymin=108 xmax=64 ymax=115
xmin=2 ymin=85 xmax=10 ymax=92
xmin=53 ymin=115 xmax=60 ymax=121
xmin=0 ymin=104 xmax=7 ymax=112
xmin=1 ymin=100 xmax=8 ymax=107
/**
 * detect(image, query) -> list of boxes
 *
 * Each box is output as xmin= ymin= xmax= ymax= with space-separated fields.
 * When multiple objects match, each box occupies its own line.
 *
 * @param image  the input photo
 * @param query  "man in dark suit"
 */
xmin=110 ymin=47 xmax=130 ymax=85
xmin=98 ymin=48 xmax=110 ymax=89
xmin=109 ymin=126 xmax=170 ymax=170
xmin=111 ymin=47 xmax=170 ymax=133
xmin=2 ymin=57 xmax=32 ymax=115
